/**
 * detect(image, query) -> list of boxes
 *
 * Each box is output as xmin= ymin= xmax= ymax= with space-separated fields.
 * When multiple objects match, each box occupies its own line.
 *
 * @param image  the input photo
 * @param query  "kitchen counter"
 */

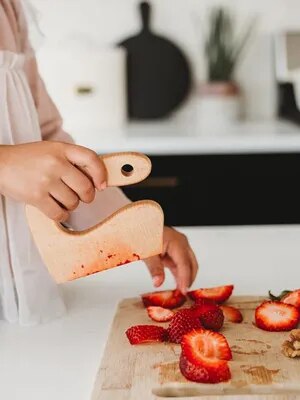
xmin=72 ymin=120 xmax=300 ymax=155
xmin=1 ymin=225 xmax=300 ymax=400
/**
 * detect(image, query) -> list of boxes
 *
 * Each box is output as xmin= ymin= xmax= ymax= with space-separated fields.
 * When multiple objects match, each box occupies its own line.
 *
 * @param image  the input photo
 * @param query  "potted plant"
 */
xmin=197 ymin=7 xmax=255 ymax=130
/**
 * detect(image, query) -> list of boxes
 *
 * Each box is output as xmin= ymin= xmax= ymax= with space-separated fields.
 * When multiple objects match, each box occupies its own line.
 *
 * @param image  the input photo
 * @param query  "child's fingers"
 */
xmin=188 ymin=247 xmax=199 ymax=284
xmin=65 ymin=145 xmax=107 ymax=191
xmin=49 ymin=181 xmax=79 ymax=211
xmin=38 ymin=196 xmax=69 ymax=222
xmin=145 ymin=256 xmax=165 ymax=288
xmin=61 ymin=164 xmax=96 ymax=204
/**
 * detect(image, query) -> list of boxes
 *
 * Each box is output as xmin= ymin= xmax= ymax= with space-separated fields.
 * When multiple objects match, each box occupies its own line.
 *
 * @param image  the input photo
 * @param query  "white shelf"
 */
xmin=71 ymin=120 xmax=300 ymax=155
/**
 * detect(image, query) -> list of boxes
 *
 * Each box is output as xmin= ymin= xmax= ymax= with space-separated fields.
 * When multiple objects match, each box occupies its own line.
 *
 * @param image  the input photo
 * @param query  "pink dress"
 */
xmin=0 ymin=0 xmax=130 ymax=325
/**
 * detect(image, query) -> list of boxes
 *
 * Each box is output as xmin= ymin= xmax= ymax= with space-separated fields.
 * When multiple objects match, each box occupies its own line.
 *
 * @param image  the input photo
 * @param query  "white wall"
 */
xmin=30 ymin=0 xmax=300 ymax=121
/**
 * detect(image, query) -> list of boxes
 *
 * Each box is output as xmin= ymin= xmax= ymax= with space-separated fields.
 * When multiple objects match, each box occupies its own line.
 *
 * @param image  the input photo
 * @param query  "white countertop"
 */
xmin=71 ymin=120 xmax=300 ymax=155
xmin=1 ymin=225 xmax=300 ymax=400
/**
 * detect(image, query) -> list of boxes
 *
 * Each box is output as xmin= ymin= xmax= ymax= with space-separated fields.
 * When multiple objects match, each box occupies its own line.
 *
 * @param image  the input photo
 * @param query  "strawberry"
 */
xmin=194 ymin=298 xmax=216 ymax=306
xmin=188 ymin=285 xmax=234 ymax=304
xmin=125 ymin=325 xmax=168 ymax=345
xmin=269 ymin=289 xmax=300 ymax=309
xmin=141 ymin=289 xmax=186 ymax=309
xmin=147 ymin=306 xmax=174 ymax=322
xmin=255 ymin=301 xmax=300 ymax=332
xmin=220 ymin=305 xmax=243 ymax=323
xmin=167 ymin=309 xmax=202 ymax=344
xmin=180 ymin=329 xmax=232 ymax=383
xmin=282 ymin=290 xmax=300 ymax=309
xmin=192 ymin=303 xmax=224 ymax=331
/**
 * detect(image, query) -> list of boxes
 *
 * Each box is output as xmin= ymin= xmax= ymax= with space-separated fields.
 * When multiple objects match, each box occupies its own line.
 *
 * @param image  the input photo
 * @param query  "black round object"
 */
xmin=119 ymin=1 xmax=191 ymax=120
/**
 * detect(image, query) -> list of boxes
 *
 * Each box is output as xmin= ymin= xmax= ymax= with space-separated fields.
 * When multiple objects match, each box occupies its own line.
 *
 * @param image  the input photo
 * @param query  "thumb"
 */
xmin=64 ymin=144 xmax=107 ymax=191
xmin=145 ymin=256 xmax=165 ymax=288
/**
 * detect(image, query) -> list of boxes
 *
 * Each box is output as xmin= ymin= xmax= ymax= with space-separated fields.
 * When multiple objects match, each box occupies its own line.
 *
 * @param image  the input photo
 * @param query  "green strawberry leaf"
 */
xmin=268 ymin=290 xmax=292 ymax=301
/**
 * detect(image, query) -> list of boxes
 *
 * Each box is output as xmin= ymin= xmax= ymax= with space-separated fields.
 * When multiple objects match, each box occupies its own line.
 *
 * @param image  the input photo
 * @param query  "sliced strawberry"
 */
xmin=192 ymin=304 xmax=224 ymax=331
xmin=181 ymin=329 xmax=232 ymax=362
xmin=194 ymin=298 xmax=216 ymax=306
xmin=282 ymin=290 xmax=300 ymax=309
xmin=179 ymin=353 xmax=231 ymax=384
xmin=188 ymin=285 xmax=234 ymax=304
xmin=180 ymin=329 xmax=232 ymax=383
xmin=220 ymin=305 xmax=243 ymax=323
xmin=147 ymin=306 xmax=174 ymax=322
xmin=125 ymin=325 xmax=168 ymax=345
xmin=141 ymin=289 xmax=186 ymax=309
xmin=167 ymin=309 xmax=202 ymax=344
xmin=255 ymin=301 xmax=300 ymax=332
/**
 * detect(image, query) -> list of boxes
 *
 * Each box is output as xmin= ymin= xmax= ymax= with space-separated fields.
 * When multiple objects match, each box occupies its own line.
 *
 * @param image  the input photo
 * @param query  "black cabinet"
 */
xmin=123 ymin=153 xmax=300 ymax=226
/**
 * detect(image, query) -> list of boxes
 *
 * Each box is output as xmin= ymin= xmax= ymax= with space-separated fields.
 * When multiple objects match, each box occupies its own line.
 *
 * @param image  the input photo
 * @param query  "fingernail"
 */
xmin=181 ymin=287 xmax=187 ymax=295
xmin=153 ymin=276 xmax=161 ymax=287
xmin=99 ymin=181 xmax=107 ymax=191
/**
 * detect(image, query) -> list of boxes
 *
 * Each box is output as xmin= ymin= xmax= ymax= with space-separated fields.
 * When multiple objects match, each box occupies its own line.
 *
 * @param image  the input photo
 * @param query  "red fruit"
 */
xmin=255 ymin=301 xmax=300 ymax=332
xmin=188 ymin=285 xmax=234 ymax=304
xmin=282 ymin=290 xmax=300 ymax=309
xmin=179 ymin=354 xmax=231 ymax=384
xmin=167 ymin=309 xmax=202 ymax=344
xmin=193 ymin=298 xmax=216 ymax=306
xmin=180 ymin=329 xmax=232 ymax=383
xmin=141 ymin=289 xmax=186 ymax=309
xmin=192 ymin=304 xmax=224 ymax=331
xmin=220 ymin=305 xmax=243 ymax=323
xmin=125 ymin=325 xmax=167 ymax=345
xmin=147 ymin=306 xmax=174 ymax=322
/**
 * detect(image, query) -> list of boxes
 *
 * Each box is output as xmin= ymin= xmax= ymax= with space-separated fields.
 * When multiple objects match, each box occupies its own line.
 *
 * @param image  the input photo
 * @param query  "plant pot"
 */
xmin=196 ymin=81 xmax=242 ymax=135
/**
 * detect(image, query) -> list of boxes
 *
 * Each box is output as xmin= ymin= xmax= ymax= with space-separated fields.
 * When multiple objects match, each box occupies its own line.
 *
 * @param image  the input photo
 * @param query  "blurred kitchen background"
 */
xmin=30 ymin=0 xmax=300 ymax=227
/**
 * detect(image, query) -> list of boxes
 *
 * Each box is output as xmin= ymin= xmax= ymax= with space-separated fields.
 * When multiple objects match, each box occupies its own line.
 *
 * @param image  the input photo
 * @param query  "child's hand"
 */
xmin=145 ymin=226 xmax=198 ymax=294
xmin=0 ymin=141 xmax=106 ymax=222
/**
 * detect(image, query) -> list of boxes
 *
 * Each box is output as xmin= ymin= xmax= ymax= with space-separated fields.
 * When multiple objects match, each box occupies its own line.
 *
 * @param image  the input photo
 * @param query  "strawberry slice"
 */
xmin=141 ymin=289 xmax=186 ymax=309
xmin=269 ymin=289 xmax=300 ymax=309
xmin=194 ymin=298 xmax=216 ymax=306
xmin=167 ymin=309 xmax=202 ymax=344
xmin=220 ymin=305 xmax=243 ymax=323
xmin=191 ymin=303 xmax=224 ymax=331
xmin=125 ymin=325 xmax=168 ymax=345
xmin=180 ymin=329 xmax=232 ymax=383
xmin=188 ymin=285 xmax=234 ymax=304
xmin=255 ymin=301 xmax=300 ymax=332
xmin=147 ymin=306 xmax=174 ymax=322
xmin=282 ymin=290 xmax=300 ymax=309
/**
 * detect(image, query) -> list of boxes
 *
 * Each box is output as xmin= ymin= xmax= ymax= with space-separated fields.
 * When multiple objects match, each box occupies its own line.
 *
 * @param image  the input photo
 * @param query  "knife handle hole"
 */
xmin=121 ymin=164 xmax=134 ymax=177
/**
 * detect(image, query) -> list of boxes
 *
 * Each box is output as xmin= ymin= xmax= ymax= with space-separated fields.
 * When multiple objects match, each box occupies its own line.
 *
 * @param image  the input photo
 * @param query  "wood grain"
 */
xmin=92 ymin=296 xmax=300 ymax=400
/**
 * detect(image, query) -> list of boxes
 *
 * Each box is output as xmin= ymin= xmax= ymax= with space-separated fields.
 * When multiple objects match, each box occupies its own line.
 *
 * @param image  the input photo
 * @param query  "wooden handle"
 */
xmin=101 ymin=152 xmax=151 ymax=187
xmin=140 ymin=1 xmax=151 ymax=32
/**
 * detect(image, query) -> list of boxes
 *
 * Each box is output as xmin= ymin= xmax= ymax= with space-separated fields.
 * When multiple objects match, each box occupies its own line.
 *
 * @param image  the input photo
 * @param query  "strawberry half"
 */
xmin=282 ymin=290 xmax=300 ymax=309
xmin=167 ymin=309 xmax=202 ymax=344
xmin=192 ymin=304 xmax=224 ymax=331
xmin=255 ymin=301 xmax=300 ymax=332
xmin=141 ymin=289 xmax=186 ymax=309
xmin=125 ymin=325 xmax=168 ymax=345
xmin=147 ymin=306 xmax=174 ymax=322
xmin=180 ymin=329 xmax=232 ymax=383
xmin=188 ymin=285 xmax=234 ymax=304
xmin=220 ymin=305 xmax=243 ymax=323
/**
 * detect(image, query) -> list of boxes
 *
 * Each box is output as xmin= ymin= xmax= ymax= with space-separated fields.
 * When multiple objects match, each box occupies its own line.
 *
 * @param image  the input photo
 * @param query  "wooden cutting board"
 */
xmin=92 ymin=296 xmax=300 ymax=400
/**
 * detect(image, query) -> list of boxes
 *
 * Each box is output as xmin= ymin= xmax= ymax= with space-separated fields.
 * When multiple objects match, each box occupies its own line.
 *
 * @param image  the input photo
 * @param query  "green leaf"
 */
xmin=268 ymin=290 xmax=292 ymax=301
xmin=204 ymin=6 xmax=255 ymax=82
